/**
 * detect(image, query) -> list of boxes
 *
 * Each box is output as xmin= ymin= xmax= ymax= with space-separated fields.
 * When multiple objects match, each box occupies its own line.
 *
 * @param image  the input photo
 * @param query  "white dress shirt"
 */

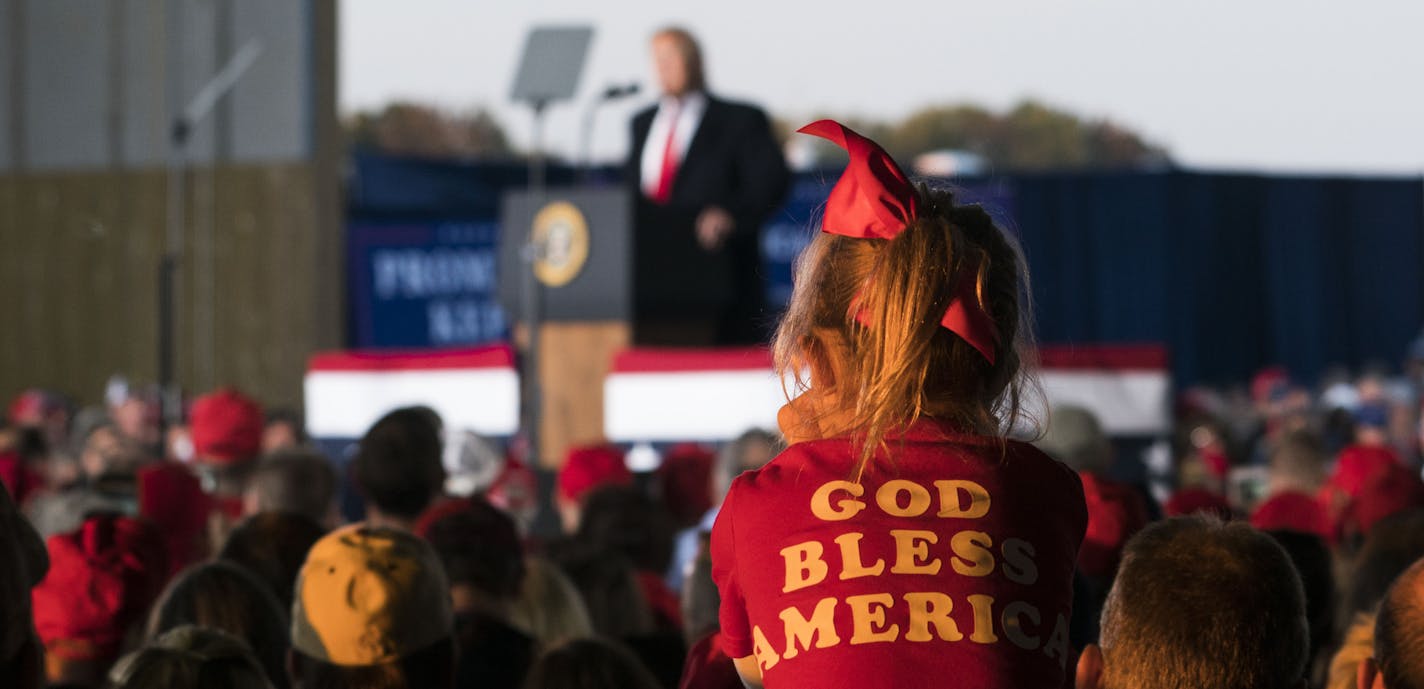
xmin=639 ymin=91 xmax=708 ymax=199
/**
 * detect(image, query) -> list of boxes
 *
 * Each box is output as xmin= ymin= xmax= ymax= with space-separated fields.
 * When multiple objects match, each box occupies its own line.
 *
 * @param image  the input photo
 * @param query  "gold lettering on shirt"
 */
xmin=967 ymin=594 xmax=999 ymax=643
xmin=903 ymin=592 xmax=964 ymax=642
xmin=751 ymin=625 xmax=780 ymax=671
xmin=846 ymin=593 xmax=900 ymax=644
xmin=876 ymin=479 xmax=932 ymax=517
xmin=833 ymin=532 xmax=885 ymax=580
xmin=889 ymin=529 xmax=942 ymax=575
xmin=949 ymin=530 xmax=994 ymax=577
xmin=810 ymin=481 xmax=867 ymax=521
xmin=1002 ymin=600 xmax=1041 ymax=650
xmin=780 ymin=540 xmax=829 ymax=593
xmin=1044 ymin=613 xmax=1071 ymax=669
xmin=934 ymin=479 xmax=991 ymax=518
xmin=779 ymin=598 xmax=841 ymax=659
xmin=1001 ymin=538 xmax=1039 ymax=585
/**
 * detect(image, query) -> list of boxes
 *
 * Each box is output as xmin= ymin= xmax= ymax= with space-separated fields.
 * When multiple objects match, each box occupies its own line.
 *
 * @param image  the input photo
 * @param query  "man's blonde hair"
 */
xmin=652 ymin=27 xmax=706 ymax=93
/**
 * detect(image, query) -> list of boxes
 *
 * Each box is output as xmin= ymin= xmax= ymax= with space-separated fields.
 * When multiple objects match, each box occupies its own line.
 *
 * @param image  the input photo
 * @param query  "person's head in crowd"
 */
xmin=9 ymin=388 xmax=71 ymax=453
xmin=656 ymin=444 xmax=716 ymax=529
xmin=649 ymin=26 xmax=705 ymax=99
xmin=261 ymin=408 xmax=305 ymax=453
xmin=712 ymin=428 xmax=781 ymax=506
xmin=75 ymin=421 xmax=129 ymax=483
xmin=577 ymin=484 xmax=676 ymax=577
xmin=506 ymin=557 xmax=594 ymax=647
xmin=1162 ymin=486 xmax=1232 ymax=520
xmin=1266 ymin=530 xmax=1335 ymax=686
xmin=1365 ymin=556 xmax=1424 ymax=689
xmin=243 ymin=448 xmax=339 ymax=528
xmin=189 ymin=388 xmax=265 ymax=507
xmin=218 ymin=511 xmax=327 ymax=613
xmin=1345 ymin=510 xmax=1424 ymax=625
xmin=0 ymin=445 xmax=45 ymax=506
xmin=1076 ymin=516 xmax=1308 ymax=689
xmin=108 ymin=625 xmax=273 ymax=689
xmin=0 ymin=480 xmax=48 ymax=689
xmin=1039 ymin=405 xmax=1148 ymax=581
xmin=418 ymin=496 xmax=535 ymax=689
xmin=1354 ymin=401 xmax=1393 ymax=447
xmin=289 ymin=524 xmax=456 ymax=689
xmin=522 ymin=637 xmax=663 ymax=689
xmin=1177 ymin=419 xmax=1233 ymax=487
xmin=524 ymin=634 xmax=660 ymax=689
xmin=352 ymin=406 xmax=446 ymax=531
xmin=1252 ymin=431 xmax=1333 ymax=540
xmin=1037 ymin=405 xmax=1113 ymax=475
xmin=772 ymin=134 xmax=1037 ymax=467
xmin=147 ymin=561 xmax=289 ymax=689
xmin=31 ymin=514 xmax=167 ymax=688
xmin=551 ymin=545 xmax=656 ymax=640
xmin=136 ymin=462 xmax=213 ymax=578
xmin=66 ymin=405 xmax=110 ymax=454
xmin=1268 ymin=429 xmax=1327 ymax=495
xmin=106 ymin=382 xmax=161 ymax=451
xmin=555 ymin=444 xmax=630 ymax=534
xmin=1343 ymin=467 xmax=1424 ymax=548
xmin=1251 ymin=366 xmax=1291 ymax=411
xmin=416 ymin=495 xmax=525 ymax=619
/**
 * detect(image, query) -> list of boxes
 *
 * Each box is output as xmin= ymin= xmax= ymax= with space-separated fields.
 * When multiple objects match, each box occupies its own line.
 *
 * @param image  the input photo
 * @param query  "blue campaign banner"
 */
xmin=348 ymin=220 xmax=508 ymax=348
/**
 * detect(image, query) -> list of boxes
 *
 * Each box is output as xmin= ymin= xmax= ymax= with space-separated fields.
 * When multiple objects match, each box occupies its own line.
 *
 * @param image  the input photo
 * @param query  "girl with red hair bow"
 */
xmin=709 ymin=121 xmax=1086 ymax=689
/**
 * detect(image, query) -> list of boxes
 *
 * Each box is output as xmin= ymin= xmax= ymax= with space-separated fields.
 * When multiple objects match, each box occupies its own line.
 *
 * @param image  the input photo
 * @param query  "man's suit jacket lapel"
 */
xmin=629 ymin=108 xmax=655 ymax=179
xmin=674 ymin=97 xmax=720 ymax=198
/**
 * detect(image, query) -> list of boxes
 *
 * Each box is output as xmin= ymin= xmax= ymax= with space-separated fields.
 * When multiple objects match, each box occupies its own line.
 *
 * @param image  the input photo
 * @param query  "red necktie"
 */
xmin=652 ymin=101 xmax=681 ymax=204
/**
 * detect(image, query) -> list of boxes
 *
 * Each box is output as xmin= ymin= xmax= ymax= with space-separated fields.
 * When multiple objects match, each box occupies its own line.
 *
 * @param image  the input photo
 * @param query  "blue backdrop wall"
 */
xmin=346 ymin=151 xmax=1424 ymax=387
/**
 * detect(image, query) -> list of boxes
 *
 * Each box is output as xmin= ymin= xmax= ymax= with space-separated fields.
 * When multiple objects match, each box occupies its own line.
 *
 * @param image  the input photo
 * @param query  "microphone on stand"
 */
xmin=600 ymin=82 xmax=642 ymax=100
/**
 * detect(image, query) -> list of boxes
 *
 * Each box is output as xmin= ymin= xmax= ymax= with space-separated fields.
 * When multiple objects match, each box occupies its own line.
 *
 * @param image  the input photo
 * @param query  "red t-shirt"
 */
xmin=711 ymin=420 xmax=1087 ymax=689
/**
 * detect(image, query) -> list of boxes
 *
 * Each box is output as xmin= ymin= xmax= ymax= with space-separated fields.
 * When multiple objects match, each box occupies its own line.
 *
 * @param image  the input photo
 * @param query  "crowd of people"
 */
xmin=4 ymin=119 xmax=1424 ymax=689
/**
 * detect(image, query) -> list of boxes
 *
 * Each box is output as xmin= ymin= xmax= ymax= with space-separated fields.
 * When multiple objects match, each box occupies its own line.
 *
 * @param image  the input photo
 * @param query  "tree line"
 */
xmin=345 ymin=99 xmax=1170 ymax=171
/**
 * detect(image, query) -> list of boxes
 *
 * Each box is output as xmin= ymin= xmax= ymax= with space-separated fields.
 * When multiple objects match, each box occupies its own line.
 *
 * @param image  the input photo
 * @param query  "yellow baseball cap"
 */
xmin=290 ymin=524 xmax=454 ymax=666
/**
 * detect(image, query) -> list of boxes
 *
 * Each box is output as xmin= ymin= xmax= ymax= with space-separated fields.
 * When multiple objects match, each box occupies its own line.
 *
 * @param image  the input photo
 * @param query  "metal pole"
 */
xmin=161 ymin=129 xmax=186 ymax=432
xmin=159 ymin=38 xmax=264 ymax=428
xmin=522 ymin=101 xmax=548 ymax=468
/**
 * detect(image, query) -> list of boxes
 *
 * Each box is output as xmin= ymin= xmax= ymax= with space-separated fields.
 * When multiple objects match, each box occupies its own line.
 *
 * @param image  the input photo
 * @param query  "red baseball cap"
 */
xmin=557 ymin=444 xmax=631 ymax=503
xmin=658 ymin=443 xmax=716 ymax=526
xmin=31 ymin=515 xmax=168 ymax=661
xmin=8 ymin=389 xmax=60 ymax=426
xmin=189 ymin=388 xmax=264 ymax=465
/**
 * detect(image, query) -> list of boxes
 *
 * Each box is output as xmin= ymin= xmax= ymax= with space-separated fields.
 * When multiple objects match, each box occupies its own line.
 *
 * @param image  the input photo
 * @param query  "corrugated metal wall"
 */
xmin=0 ymin=0 xmax=340 ymax=409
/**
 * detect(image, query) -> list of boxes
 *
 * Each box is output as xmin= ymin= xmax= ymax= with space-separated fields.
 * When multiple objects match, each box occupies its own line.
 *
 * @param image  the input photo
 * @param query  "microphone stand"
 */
xmin=579 ymin=82 xmax=640 ymax=182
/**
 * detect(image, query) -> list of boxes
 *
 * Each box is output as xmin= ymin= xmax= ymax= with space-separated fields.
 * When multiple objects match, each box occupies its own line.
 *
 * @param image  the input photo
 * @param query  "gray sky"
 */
xmin=342 ymin=0 xmax=1424 ymax=174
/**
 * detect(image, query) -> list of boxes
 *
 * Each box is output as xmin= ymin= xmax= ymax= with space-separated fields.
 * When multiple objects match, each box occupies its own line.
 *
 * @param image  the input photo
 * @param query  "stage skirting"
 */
xmin=304 ymin=343 xmax=1168 ymax=449
xmin=304 ymin=344 xmax=521 ymax=441
xmin=603 ymin=344 xmax=1170 ymax=442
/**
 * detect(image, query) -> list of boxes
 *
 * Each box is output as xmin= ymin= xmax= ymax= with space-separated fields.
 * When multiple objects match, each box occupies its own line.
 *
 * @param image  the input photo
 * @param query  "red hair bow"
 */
xmin=798 ymin=119 xmax=1000 ymax=364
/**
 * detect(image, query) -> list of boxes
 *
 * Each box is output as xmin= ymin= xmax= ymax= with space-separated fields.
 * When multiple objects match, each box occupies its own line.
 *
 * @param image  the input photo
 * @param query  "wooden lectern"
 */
xmin=500 ymin=188 xmax=624 ymax=469
xmin=503 ymin=187 xmax=732 ymax=468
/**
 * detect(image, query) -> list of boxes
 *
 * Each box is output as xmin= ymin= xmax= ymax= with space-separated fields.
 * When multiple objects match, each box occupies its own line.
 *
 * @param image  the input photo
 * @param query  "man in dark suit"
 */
xmin=627 ymin=27 xmax=790 ymax=346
